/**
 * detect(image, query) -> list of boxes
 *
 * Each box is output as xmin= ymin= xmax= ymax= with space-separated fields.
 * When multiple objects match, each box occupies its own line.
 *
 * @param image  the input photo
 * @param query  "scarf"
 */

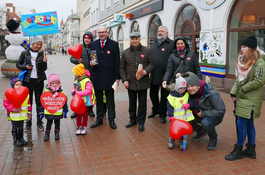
xmin=177 ymin=47 xmax=187 ymax=58
xmin=235 ymin=55 xmax=252 ymax=82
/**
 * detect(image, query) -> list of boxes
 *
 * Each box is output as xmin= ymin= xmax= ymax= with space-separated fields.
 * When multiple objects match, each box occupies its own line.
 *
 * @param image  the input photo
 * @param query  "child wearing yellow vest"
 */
xmin=167 ymin=73 xmax=195 ymax=150
xmin=71 ymin=64 xmax=95 ymax=135
xmin=40 ymin=74 xmax=68 ymax=141
xmin=3 ymin=77 xmax=32 ymax=146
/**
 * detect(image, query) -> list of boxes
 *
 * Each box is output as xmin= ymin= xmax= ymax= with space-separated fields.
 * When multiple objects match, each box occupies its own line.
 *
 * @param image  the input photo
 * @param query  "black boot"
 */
xmin=242 ymin=143 xmax=256 ymax=159
xmin=15 ymin=130 xmax=23 ymax=146
xmin=54 ymin=129 xmax=60 ymax=140
xmin=225 ymin=145 xmax=243 ymax=161
xmin=37 ymin=107 xmax=44 ymax=130
xmin=44 ymin=130 xmax=50 ymax=141
xmin=19 ymin=129 xmax=27 ymax=145
xmin=88 ymin=106 xmax=95 ymax=117
xmin=71 ymin=112 xmax=76 ymax=118
xmin=11 ymin=131 xmax=18 ymax=146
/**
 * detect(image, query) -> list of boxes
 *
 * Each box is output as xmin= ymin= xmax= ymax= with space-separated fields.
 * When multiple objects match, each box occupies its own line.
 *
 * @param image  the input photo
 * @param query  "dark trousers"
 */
xmin=189 ymin=116 xmax=221 ymax=139
xmin=128 ymin=89 xmax=147 ymax=125
xmin=149 ymin=84 xmax=169 ymax=117
xmin=46 ymin=119 xmax=60 ymax=130
xmin=24 ymin=79 xmax=44 ymax=127
xmin=11 ymin=121 xmax=24 ymax=132
xmin=95 ymin=89 xmax=115 ymax=120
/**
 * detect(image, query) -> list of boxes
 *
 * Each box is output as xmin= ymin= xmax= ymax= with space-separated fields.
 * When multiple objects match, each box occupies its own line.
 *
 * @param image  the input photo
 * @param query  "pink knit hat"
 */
xmin=48 ymin=74 xmax=61 ymax=97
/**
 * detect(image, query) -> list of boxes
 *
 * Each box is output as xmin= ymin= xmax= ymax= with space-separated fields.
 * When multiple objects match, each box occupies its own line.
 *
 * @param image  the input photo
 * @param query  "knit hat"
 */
xmin=72 ymin=64 xmax=86 ymax=76
xmin=241 ymin=35 xmax=257 ymax=50
xmin=175 ymin=73 xmax=186 ymax=91
xmin=184 ymin=72 xmax=201 ymax=86
xmin=48 ymin=74 xmax=61 ymax=98
xmin=31 ymin=35 xmax=42 ymax=44
xmin=10 ymin=77 xmax=22 ymax=88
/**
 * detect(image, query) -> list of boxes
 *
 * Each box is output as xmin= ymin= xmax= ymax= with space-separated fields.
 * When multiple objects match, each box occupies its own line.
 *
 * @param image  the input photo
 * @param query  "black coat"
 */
xmin=120 ymin=44 xmax=154 ymax=91
xmin=16 ymin=49 xmax=47 ymax=83
xmin=163 ymin=36 xmax=202 ymax=82
xmin=150 ymin=37 xmax=174 ymax=85
xmin=90 ymin=37 xmax=120 ymax=90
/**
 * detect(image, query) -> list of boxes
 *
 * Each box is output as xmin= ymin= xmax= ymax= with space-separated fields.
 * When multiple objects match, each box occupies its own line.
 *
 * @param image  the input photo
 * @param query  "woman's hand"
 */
xmin=43 ymin=55 xmax=47 ymax=62
xmin=26 ymin=64 xmax=33 ymax=69
xmin=162 ymin=81 xmax=167 ymax=88
xmin=123 ymin=81 xmax=129 ymax=89
xmin=231 ymin=97 xmax=237 ymax=103
xmin=78 ymin=58 xmax=82 ymax=63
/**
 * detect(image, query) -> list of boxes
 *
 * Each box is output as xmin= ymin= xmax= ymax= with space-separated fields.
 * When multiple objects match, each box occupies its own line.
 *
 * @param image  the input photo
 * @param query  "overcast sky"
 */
xmin=7 ymin=0 xmax=76 ymax=23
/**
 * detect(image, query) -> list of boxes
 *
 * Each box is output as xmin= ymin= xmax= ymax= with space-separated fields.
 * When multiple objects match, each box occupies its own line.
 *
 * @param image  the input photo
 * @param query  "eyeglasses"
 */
xmin=98 ymin=31 xmax=107 ymax=34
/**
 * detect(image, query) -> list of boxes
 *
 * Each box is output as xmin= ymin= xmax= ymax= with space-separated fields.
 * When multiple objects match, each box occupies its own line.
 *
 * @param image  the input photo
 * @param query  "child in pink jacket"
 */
xmin=71 ymin=64 xmax=95 ymax=135
xmin=3 ymin=77 xmax=32 ymax=146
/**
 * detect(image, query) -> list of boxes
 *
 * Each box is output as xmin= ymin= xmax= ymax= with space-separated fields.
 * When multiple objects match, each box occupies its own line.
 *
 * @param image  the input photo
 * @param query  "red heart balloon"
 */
xmin=169 ymin=119 xmax=193 ymax=140
xmin=5 ymin=86 xmax=29 ymax=108
xmin=70 ymin=94 xmax=86 ymax=114
xmin=68 ymin=44 xmax=82 ymax=59
xmin=40 ymin=92 xmax=67 ymax=114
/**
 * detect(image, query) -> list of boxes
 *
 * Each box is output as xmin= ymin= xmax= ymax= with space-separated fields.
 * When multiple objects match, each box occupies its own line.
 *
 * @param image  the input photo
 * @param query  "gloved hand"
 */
xmin=39 ymin=109 xmax=44 ymax=119
xmin=169 ymin=117 xmax=174 ymax=122
xmin=28 ymin=113 xmax=32 ymax=121
xmin=72 ymin=91 xmax=76 ymax=96
xmin=63 ymin=109 xmax=68 ymax=118
xmin=12 ymin=107 xmax=22 ymax=113
xmin=182 ymin=103 xmax=190 ymax=110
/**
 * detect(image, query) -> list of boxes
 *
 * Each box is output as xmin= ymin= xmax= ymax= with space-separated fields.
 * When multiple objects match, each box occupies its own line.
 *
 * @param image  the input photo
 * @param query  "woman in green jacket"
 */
xmin=225 ymin=35 xmax=265 ymax=161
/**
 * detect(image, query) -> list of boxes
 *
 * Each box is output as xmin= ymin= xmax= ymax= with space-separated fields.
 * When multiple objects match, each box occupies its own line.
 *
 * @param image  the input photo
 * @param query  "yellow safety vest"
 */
xmin=167 ymin=92 xmax=194 ymax=121
xmin=44 ymin=89 xmax=64 ymax=115
xmin=9 ymin=95 xmax=29 ymax=121
xmin=77 ymin=78 xmax=95 ymax=106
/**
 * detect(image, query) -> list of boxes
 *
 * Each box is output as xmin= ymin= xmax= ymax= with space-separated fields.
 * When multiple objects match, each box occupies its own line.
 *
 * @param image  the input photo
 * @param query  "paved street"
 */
xmin=0 ymin=53 xmax=265 ymax=175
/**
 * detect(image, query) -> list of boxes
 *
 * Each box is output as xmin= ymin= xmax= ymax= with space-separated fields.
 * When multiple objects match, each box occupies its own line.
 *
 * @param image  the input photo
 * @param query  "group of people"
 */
xmin=3 ymin=24 xmax=265 ymax=161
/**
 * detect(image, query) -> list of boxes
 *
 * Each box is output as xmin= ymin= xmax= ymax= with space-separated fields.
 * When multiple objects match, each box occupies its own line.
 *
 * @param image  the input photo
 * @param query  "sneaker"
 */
xmin=24 ymin=125 xmax=31 ymax=131
xmin=191 ymin=130 xmax=208 ymax=142
xmin=81 ymin=127 xmax=87 ymax=135
xmin=168 ymin=138 xmax=175 ymax=149
xmin=76 ymin=127 xmax=82 ymax=135
xmin=37 ymin=122 xmax=44 ymax=130
xmin=207 ymin=138 xmax=217 ymax=150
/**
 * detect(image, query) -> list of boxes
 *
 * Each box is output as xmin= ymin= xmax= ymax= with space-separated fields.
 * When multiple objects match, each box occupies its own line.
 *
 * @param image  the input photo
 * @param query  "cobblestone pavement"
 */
xmin=0 ymin=53 xmax=265 ymax=175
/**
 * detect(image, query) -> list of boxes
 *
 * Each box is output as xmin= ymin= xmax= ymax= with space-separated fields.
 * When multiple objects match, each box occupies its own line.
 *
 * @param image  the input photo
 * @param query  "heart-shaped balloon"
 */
xmin=70 ymin=94 xmax=86 ymax=114
xmin=169 ymin=119 xmax=193 ymax=140
xmin=68 ymin=44 xmax=82 ymax=59
xmin=40 ymin=92 xmax=67 ymax=114
xmin=5 ymin=86 xmax=29 ymax=108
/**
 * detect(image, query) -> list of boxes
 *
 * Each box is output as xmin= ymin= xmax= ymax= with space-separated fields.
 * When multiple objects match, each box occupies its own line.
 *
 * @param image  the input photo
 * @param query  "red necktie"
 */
xmin=101 ymin=41 xmax=104 ymax=49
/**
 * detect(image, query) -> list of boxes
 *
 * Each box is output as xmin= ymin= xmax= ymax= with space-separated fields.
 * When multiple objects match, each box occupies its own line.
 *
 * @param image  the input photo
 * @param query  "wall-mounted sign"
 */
xmin=101 ymin=19 xmax=125 ymax=29
xmin=21 ymin=11 xmax=59 ymax=36
xmin=114 ymin=14 xmax=125 ymax=22
xmin=197 ymin=0 xmax=226 ymax=9
xmin=129 ymin=0 xmax=163 ymax=20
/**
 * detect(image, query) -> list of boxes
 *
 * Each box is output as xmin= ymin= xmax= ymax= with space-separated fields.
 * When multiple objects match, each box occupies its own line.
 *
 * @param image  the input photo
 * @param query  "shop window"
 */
xmin=148 ymin=15 xmax=162 ymax=47
xmin=174 ymin=4 xmax=201 ymax=58
xmin=117 ymin=26 xmax=124 ymax=57
xmin=227 ymin=0 xmax=265 ymax=76
xmin=131 ymin=21 xmax=140 ymax=33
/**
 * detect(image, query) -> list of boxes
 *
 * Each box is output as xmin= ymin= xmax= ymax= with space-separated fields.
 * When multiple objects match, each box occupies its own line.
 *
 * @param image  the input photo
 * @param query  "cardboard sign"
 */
xmin=41 ymin=92 xmax=66 ymax=114
xmin=21 ymin=11 xmax=59 ymax=36
xmin=5 ymin=87 xmax=29 ymax=108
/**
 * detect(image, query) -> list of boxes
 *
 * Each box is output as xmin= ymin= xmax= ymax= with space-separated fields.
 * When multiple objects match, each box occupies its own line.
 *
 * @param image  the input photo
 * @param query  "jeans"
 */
xmin=237 ymin=114 xmax=255 ymax=146
xmin=189 ymin=116 xmax=221 ymax=139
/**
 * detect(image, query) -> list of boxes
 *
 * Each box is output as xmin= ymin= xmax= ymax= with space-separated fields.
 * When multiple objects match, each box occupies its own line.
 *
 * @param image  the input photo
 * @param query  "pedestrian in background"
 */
xmin=70 ymin=31 xmax=95 ymax=118
xmin=120 ymin=31 xmax=154 ymax=132
xmin=225 ymin=35 xmax=265 ymax=161
xmin=148 ymin=26 xmax=174 ymax=123
xmin=16 ymin=35 xmax=47 ymax=131
xmin=89 ymin=26 xmax=120 ymax=130
xmin=62 ymin=48 xmax=64 ymax=56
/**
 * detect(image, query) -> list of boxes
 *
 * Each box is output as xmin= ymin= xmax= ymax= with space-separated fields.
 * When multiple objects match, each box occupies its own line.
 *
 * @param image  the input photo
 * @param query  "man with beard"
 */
xmin=148 ymin=26 xmax=174 ymax=123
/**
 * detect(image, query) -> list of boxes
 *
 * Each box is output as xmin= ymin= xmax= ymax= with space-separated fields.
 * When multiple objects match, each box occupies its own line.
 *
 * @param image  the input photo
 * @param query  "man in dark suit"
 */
xmin=148 ymin=26 xmax=174 ymax=123
xmin=90 ymin=26 xmax=120 ymax=129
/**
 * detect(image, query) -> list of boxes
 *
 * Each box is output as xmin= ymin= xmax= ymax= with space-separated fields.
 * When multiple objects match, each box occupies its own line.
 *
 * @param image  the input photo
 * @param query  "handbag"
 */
xmin=165 ymin=60 xmax=183 ymax=92
xmin=18 ymin=53 xmax=27 ymax=82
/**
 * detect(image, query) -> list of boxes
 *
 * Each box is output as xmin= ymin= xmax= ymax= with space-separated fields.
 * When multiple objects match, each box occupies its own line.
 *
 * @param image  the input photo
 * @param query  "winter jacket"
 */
xmin=41 ymin=85 xmax=68 ymax=120
xmin=90 ymin=37 xmax=120 ymax=90
xmin=163 ymin=36 xmax=202 ymax=83
xmin=70 ymin=31 xmax=94 ymax=74
xmin=194 ymin=81 xmax=226 ymax=122
xmin=120 ymin=44 xmax=154 ymax=91
xmin=16 ymin=48 xmax=47 ymax=83
xmin=230 ymin=53 xmax=265 ymax=119
xmin=150 ymin=37 xmax=174 ymax=85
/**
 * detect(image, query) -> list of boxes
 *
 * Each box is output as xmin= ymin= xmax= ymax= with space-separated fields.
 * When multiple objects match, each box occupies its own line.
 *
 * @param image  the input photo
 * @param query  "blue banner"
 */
xmin=21 ymin=11 xmax=59 ymax=36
